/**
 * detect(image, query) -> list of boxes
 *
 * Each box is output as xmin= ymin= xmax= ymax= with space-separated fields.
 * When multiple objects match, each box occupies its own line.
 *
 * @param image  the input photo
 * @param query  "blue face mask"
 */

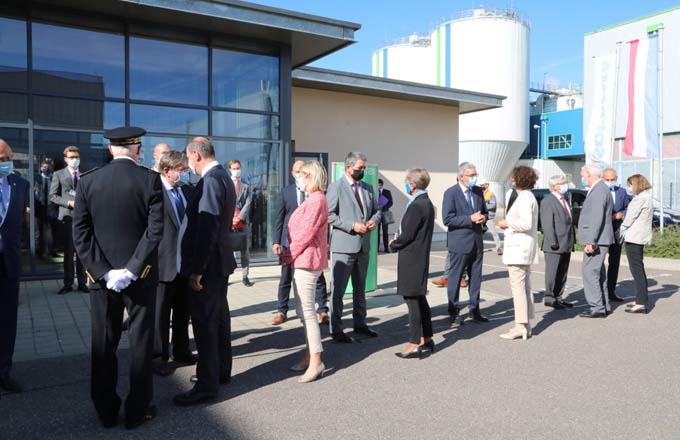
xmin=0 ymin=161 xmax=13 ymax=178
xmin=467 ymin=177 xmax=477 ymax=187
xmin=581 ymin=178 xmax=588 ymax=188
xmin=177 ymin=171 xmax=190 ymax=186
xmin=558 ymin=184 xmax=569 ymax=194
xmin=404 ymin=183 xmax=412 ymax=195
xmin=605 ymin=181 xmax=618 ymax=190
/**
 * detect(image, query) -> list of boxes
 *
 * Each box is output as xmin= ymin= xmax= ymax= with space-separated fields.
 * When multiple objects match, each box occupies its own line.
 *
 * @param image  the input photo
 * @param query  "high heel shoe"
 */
xmin=289 ymin=362 xmax=309 ymax=373
xmin=298 ymin=363 xmax=326 ymax=383
xmin=499 ymin=325 xmax=529 ymax=341
xmin=422 ymin=340 xmax=436 ymax=354
xmin=395 ymin=346 xmax=430 ymax=359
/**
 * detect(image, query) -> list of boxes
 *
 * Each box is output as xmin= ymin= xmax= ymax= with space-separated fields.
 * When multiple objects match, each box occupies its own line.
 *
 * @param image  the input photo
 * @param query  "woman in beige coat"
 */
xmin=619 ymin=174 xmax=654 ymax=314
xmin=497 ymin=166 xmax=540 ymax=340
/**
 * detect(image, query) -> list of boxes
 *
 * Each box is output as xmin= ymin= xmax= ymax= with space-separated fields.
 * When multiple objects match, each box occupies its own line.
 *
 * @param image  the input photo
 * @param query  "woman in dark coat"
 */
xmin=389 ymin=168 xmax=435 ymax=359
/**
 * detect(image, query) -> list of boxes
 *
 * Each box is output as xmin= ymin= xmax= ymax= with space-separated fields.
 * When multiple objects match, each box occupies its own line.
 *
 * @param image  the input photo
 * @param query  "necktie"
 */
xmin=73 ymin=171 xmax=78 ymax=188
xmin=466 ymin=189 xmax=474 ymax=210
xmin=0 ymin=184 xmax=6 ymax=223
xmin=171 ymin=188 xmax=185 ymax=222
xmin=560 ymin=196 xmax=571 ymax=218
xmin=353 ymin=183 xmax=364 ymax=215
xmin=298 ymin=190 xmax=305 ymax=206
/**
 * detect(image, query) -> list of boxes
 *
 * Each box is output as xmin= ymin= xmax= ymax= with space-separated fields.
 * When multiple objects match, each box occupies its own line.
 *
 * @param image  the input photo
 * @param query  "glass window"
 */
xmin=130 ymin=37 xmax=208 ymax=105
xmin=213 ymin=140 xmax=282 ymax=258
xmin=138 ymin=135 xmax=191 ymax=168
xmin=130 ymin=104 xmax=208 ymax=135
xmin=212 ymin=111 xmax=279 ymax=139
xmin=32 ymin=23 xmax=124 ymax=98
xmin=32 ymin=96 xmax=124 ymax=130
xmin=0 ymin=93 xmax=28 ymax=122
xmin=0 ymin=17 xmax=28 ymax=90
xmin=213 ymin=48 xmax=279 ymax=111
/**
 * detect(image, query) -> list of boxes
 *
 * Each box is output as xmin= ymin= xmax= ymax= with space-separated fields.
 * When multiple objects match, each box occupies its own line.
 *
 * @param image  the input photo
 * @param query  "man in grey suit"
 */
xmin=327 ymin=152 xmax=381 ymax=343
xmin=540 ymin=175 xmax=575 ymax=309
xmin=229 ymin=159 xmax=254 ymax=287
xmin=578 ymin=164 xmax=615 ymax=318
xmin=50 ymin=145 xmax=87 ymax=294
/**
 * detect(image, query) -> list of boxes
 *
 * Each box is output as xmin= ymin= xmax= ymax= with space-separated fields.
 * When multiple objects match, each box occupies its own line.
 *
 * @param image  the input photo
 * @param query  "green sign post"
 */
xmin=332 ymin=162 xmax=379 ymax=293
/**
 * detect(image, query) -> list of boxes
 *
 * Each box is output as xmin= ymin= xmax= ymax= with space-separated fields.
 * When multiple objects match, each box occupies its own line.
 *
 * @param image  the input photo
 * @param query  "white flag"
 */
xmin=585 ymin=52 xmax=616 ymax=164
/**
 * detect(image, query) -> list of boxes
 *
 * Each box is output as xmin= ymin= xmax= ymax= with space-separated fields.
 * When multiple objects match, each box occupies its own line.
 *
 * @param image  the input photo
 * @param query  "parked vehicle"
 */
xmin=531 ymin=188 xmax=586 ymax=233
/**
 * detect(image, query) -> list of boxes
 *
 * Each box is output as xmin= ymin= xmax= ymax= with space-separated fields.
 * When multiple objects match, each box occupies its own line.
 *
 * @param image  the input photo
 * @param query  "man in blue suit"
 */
xmin=0 ymin=139 xmax=29 ymax=394
xmin=271 ymin=160 xmax=328 ymax=325
xmin=603 ymin=168 xmax=632 ymax=302
xmin=442 ymin=162 xmax=489 ymax=326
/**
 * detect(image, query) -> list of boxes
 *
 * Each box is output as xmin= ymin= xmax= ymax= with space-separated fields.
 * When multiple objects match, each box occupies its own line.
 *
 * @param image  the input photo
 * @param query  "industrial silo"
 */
xmin=372 ymin=33 xmax=434 ymax=84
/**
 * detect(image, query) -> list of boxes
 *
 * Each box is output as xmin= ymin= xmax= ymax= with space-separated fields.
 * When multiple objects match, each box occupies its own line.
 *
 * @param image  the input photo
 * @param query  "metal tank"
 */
xmin=372 ymin=33 xmax=435 ymax=84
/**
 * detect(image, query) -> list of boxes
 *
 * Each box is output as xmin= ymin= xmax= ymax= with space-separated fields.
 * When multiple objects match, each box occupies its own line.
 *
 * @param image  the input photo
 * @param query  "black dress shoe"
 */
xmin=125 ymin=405 xmax=156 ymax=429
xmin=422 ymin=340 xmax=436 ymax=353
xmin=57 ymin=285 xmax=73 ymax=295
xmin=242 ymin=277 xmax=254 ymax=287
xmin=625 ymin=306 xmax=648 ymax=314
xmin=544 ymin=301 xmax=566 ymax=309
xmin=173 ymin=388 xmax=217 ymax=407
xmin=173 ymin=353 xmax=198 ymax=365
xmin=449 ymin=310 xmax=465 ymax=327
xmin=153 ymin=362 xmax=175 ymax=377
xmin=0 ymin=373 xmax=22 ymax=393
xmin=77 ymin=285 xmax=90 ymax=293
xmin=190 ymin=374 xmax=230 ymax=384
xmin=331 ymin=332 xmax=352 ymax=343
xmin=353 ymin=326 xmax=378 ymax=338
xmin=557 ymin=300 xmax=574 ymax=308
xmin=609 ymin=294 xmax=624 ymax=302
xmin=470 ymin=309 xmax=489 ymax=323
xmin=395 ymin=346 xmax=429 ymax=359
xmin=579 ymin=310 xmax=607 ymax=318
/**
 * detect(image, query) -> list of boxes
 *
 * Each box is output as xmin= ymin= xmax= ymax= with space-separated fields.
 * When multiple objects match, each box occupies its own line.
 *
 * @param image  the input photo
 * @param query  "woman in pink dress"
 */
xmin=285 ymin=160 xmax=329 ymax=383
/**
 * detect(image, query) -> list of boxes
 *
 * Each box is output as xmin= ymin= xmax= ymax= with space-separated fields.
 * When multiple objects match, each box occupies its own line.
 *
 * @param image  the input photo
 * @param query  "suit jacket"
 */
xmin=233 ymin=179 xmax=252 ymax=224
xmin=610 ymin=186 xmax=632 ymax=232
xmin=180 ymin=164 xmax=237 ymax=279
xmin=73 ymin=158 xmax=164 ymax=281
xmin=620 ymin=189 xmax=653 ymax=245
xmin=578 ymin=180 xmax=614 ymax=246
xmin=502 ymin=190 xmax=539 ymax=266
xmin=390 ymin=193 xmax=434 ymax=296
xmin=272 ymin=183 xmax=300 ymax=248
xmin=158 ymin=184 xmax=194 ymax=282
xmin=49 ymin=167 xmax=79 ymax=220
xmin=378 ymin=188 xmax=393 ymax=211
xmin=327 ymin=176 xmax=381 ymax=254
xmin=442 ymin=183 xmax=488 ymax=254
xmin=540 ymin=192 xmax=575 ymax=254
xmin=0 ymin=173 xmax=29 ymax=277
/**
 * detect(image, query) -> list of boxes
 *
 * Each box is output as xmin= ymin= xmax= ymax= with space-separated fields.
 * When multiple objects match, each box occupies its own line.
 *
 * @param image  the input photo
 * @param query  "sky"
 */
xmin=256 ymin=0 xmax=678 ymax=88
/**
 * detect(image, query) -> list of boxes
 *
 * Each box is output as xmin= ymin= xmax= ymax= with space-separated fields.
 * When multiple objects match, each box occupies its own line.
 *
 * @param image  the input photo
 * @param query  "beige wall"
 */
xmin=292 ymin=87 xmax=460 ymax=235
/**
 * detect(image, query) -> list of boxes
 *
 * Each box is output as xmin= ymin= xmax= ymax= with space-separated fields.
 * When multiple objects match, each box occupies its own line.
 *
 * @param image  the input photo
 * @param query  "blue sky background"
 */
xmin=257 ymin=1 xmax=678 ymax=87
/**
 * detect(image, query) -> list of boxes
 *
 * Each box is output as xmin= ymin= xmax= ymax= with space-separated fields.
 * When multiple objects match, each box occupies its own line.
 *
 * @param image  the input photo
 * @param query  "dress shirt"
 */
xmin=345 ymin=174 xmax=366 ymax=220
xmin=551 ymin=191 xmax=571 ymax=216
xmin=161 ymin=175 xmax=186 ymax=223
xmin=459 ymin=182 xmax=474 ymax=210
xmin=67 ymin=167 xmax=80 ymax=185
xmin=201 ymin=160 xmax=220 ymax=177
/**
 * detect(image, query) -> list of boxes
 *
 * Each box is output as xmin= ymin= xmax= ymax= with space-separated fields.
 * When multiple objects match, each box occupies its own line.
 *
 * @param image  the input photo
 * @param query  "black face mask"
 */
xmin=351 ymin=169 xmax=364 ymax=182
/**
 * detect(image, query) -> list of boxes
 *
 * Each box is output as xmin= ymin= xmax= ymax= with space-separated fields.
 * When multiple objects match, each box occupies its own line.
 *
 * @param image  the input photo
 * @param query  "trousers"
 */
xmin=508 ymin=265 xmax=534 ymax=324
xmin=293 ymin=269 xmax=324 ymax=354
xmin=404 ymin=296 xmax=432 ymax=344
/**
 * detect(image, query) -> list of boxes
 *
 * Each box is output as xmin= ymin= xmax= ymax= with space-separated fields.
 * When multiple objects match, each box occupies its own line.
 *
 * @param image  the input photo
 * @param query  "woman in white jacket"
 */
xmin=620 ymin=174 xmax=654 ymax=314
xmin=497 ymin=166 xmax=540 ymax=340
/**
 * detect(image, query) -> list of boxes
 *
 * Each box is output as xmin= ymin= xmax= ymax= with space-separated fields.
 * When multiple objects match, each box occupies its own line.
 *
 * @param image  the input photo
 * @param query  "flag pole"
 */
xmin=610 ymin=41 xmax=622 ymax=168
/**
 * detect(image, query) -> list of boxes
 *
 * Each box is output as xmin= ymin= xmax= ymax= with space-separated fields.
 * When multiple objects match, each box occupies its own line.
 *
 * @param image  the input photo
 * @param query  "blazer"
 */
xmin=442 ymin=183 xmax=488 ymax=254
xmin=610 ymin=185 xmax=632 ymax=232
xmin=233 ymin=179 xmax=253 ymax=224
xmin=620 ymin=189 xmax=653 ymax=245
xmin=288 ymin=191 xmax=329 ymax=271
xmin=540 ymin=192 xmax=575 ymax=254
xmin=502 ymin=190 xmax=539 ymax=266
xmin=0 ymin=172 xmax=29 ymax=277
xmin=390 ymin=193 xmax=435 ymax=296
xmin=272 ymin=183 xmax=299 ymax=248
xmin=180 ymin=164 xmax=237 ymax=279
xmin=327 ymin=177 xmax=381 ymax=254
xmin=578 ymin=179 xmax=615 ymax=246
xmin=73 ymin=158 xmax=164 ymax=281
xmin=158 ymin=184 xmax=194 ymax=282
xmin=49 ymin=167 xmax=79 ymax=220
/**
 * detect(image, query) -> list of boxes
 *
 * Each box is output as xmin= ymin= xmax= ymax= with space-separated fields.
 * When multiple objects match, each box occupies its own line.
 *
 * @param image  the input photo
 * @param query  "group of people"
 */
xmin=0 ymin=130 xmax=657 ymax=428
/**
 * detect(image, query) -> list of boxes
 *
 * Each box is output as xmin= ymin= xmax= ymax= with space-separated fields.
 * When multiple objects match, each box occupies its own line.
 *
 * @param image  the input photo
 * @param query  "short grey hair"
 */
xmin=405 ymin=168 xmax=431 ymax=190
xmin=549 ymin=174 xmax=567 ymax=187
xmin=582 ymin=164 xmax=602 ymax=177
xmin=345 ymin=152 xmax=367 ymax=167
xmin=158 ymin=150 xmax=187 ymax=171
xmin=458 ymin=162 xmax=477 ymax=175
xmin=110 ymin=144 xmax=140 ymax=156
xmin=187 ymin=136 xmax=215 ymax=158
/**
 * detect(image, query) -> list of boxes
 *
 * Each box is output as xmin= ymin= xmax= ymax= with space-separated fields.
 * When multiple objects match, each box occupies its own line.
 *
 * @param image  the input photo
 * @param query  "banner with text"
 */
xmin=585 ymin=52 xmax=616 ymax=164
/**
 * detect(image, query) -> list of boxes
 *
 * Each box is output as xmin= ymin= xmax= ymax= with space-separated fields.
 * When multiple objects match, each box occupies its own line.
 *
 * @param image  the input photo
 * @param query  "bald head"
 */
xmin=603 ymin=167 xmax=617 ymax=184
xmin=0 ymin=138 xmax=13 ymax=161
xmin=291 ymin=160 xmax=305 ymax=177
xmin=153 ymin=143 xmax=171 ymax=169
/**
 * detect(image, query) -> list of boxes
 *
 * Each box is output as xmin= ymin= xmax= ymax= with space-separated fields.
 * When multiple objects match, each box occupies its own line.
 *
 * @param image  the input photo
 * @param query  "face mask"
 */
xmin=66 ymin=158 xmax=80 ymax=168
xmin=231 ymin=169 xmax=241 ymax=178
xmin=467 ymin=177 xmax=477 ymax=187
xmin=188 ymin=163 xmax=197 ymax=175
xmin=294 ymin=174 xmax=306 ymax=192
xmin=177 ymin=171 xmax=190 ymax=186
xmin=510 ymin=182 xmax=516 ymax=190
xmin=0 ymin=161 xmax=13 ymax=178
xmin=605 ymin=181 xmax=618 ymax=190
xmin=581 ymin=178 xmax=588 ymax=188
xmin=350 ymin=169 xmax=364 ymax=182
xmin=404 ymin=183 xmax=413 ymax=195
xmin=626 ymin=186 xmax=634 ymax=195
xmin=558 ymin=184 xmax=569 ymax=194
xmin=41 ymin=168 xmax=52 ymax=177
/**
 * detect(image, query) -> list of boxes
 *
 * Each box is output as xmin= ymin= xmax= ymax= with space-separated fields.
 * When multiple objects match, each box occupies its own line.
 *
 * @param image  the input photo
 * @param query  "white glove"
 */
xmin=104 ymin=269 xmax=126 ymax=292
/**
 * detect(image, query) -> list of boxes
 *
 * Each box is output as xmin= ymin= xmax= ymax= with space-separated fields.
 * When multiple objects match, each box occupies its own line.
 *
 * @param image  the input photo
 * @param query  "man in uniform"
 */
xmin=73 ymin=126 xmax=163 ymax=429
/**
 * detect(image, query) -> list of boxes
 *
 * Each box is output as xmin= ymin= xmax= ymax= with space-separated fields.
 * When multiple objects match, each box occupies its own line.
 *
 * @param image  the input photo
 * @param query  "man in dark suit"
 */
xmin=152 ymin=151 xmax=195 ymax=377
xmin=228 ymin=159 xmax=254 ymax=287
xmin=73 ymin=127 xmax=163 ymax=428
xmin=603 ymin=168 xmax=631 ymax=302
xmin=442 ymin=162 xmax=489 ymax=325
xmin=0 ymin=139 xmax=29 ymax=394
xmin=271 ymin=159 xmax=329 ymax=326
xmin=377 ymin=178 xmax=393 ymax=253
xmin=327 ymin=152 xmax=381 ymax=343
xmin=540 ymin=175 xmax=575 ymax=309
xmin=50 ymin=145 xmax=88 ymax=294
xmin=174 ymin=137 xmax=236 ymax=406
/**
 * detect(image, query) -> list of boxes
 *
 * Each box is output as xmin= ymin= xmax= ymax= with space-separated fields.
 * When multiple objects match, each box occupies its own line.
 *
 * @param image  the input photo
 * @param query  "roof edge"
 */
xmin=585 ymin=5 xmax=680 ymax=36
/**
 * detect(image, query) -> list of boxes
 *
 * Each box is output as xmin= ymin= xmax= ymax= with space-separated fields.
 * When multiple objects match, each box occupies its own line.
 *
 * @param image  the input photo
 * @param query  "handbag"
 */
xmin=229 ymin=229 xmax=248 ymax=251
xmin=279 ymin=248 xmax=294 ymax=266
xmin=382 ymin=211 xmax=395 ymax=225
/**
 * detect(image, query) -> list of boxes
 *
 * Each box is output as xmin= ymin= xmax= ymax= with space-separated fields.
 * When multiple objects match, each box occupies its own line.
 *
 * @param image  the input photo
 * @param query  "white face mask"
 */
xmin=66 ymin=158 xmax=80 ymax=169
xmin=231 ymin=169 xmax=241 ymax=178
